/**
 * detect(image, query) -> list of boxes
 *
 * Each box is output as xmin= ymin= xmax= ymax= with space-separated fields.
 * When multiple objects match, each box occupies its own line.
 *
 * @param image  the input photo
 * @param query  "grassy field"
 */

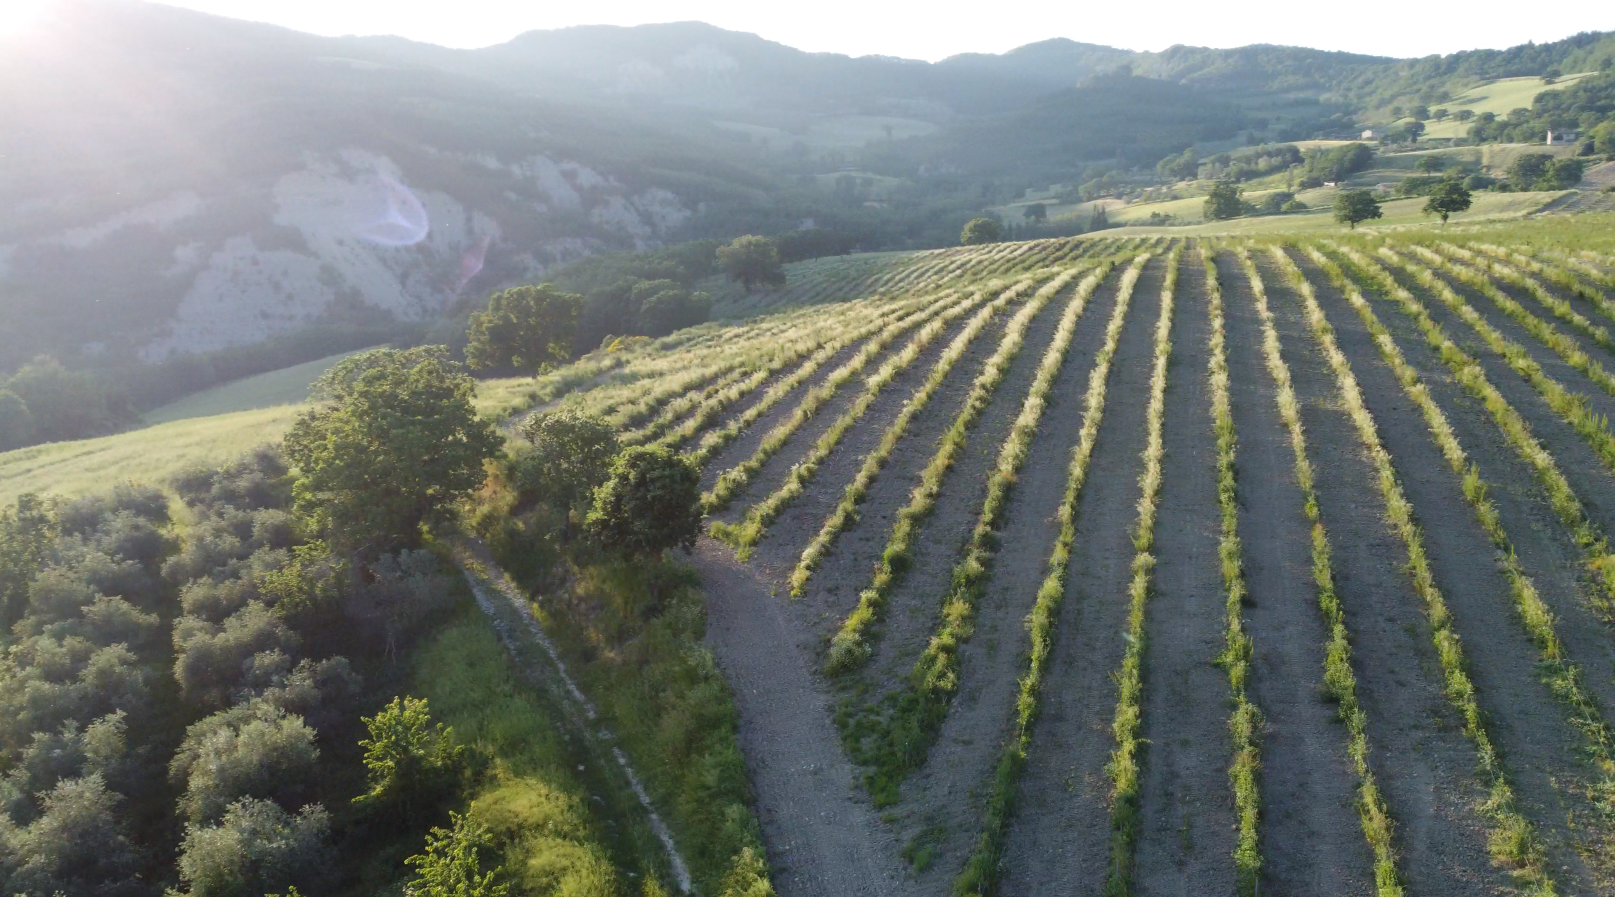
xmin=1421 ymin=73 xmax=1596 ymax=139
xmin=1 ymin=372 xmax=548 ymax=505
xmin=141 ymin=348 xmax=374 ymax=424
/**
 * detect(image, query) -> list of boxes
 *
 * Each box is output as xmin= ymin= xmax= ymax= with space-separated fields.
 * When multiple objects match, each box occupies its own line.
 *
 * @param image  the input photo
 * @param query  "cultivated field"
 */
xmin=523 ymin=222 xmax=1615 ymax=897
xmin=13 ymin=219 xmax=1615 ymax=894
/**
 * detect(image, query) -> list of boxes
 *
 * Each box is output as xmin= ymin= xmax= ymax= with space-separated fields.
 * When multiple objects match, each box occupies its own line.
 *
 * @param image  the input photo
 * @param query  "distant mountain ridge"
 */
xmin=1 ymin=0 xmax=1610 ymax=385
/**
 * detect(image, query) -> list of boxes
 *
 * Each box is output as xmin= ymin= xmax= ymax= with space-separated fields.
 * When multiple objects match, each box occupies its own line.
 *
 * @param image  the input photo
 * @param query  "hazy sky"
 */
xmin=11 ymin=0 xmax=1615 ymax=60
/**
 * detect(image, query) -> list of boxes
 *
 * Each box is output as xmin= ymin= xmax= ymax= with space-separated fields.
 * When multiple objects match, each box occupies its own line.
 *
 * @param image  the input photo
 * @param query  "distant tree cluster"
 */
xmin=1461 ymin=71 xmax=1615 ymax=150
xmin=0 ymin=357 xmax=132 ymax=452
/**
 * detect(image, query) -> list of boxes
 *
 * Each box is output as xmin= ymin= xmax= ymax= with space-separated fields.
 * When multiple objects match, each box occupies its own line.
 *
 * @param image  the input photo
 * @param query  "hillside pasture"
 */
xmin=1421 ymin=72 xmax=1597 ymax=139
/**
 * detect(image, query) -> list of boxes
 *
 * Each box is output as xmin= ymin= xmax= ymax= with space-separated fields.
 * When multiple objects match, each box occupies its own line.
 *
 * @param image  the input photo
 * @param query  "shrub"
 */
xmin=466 ymin=285 xmax=583 ymax=374
xmin=170 ymin=701 xmax=319 ymax=823
xmin=1 ymin=774 xmax=141 ymax=897
xmin=716 ymin=236 xmax=786 ymax=290
xmin=176 ymin=798 xmax=332 ymax=897
xmin=172 ymin=603 xmax=299 ymax=709
xmin=960 ymin=218 xmax=1002 ymax=245
xmin=355 ymin=696 xmax=464 ymax=814
xmin=585 ymin=447 xmax=702 ymax=560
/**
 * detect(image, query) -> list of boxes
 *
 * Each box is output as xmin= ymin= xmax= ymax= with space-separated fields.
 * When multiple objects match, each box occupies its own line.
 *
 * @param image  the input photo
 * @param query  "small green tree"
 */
xmin=1508 ymin=153 xmax=1553 ymax=190
xmin=960 ymin=218 xmax=1002 ymax=245
xmin=1415 ymin=155 xmax=1446 ymax=173
xmin=1203 ymin=182 xmax=1244 ymax=220
xmin=355 ymin=696 xmax=463 ymax=813
xmin=585 ymin=446 xmax=702 ymax=559
xmin=716 ymin=236 xmax=785 ymax=292
xmin=1594 ymin=121 xmax=1615 ymax=156
xmin=405 ymin=812 xmax=508 ymax=897
xmin=1423 ymin=180 xmax=1473 ymax=224
xmin=517 ymin=410 xmax=619 ymax=540
xmin=1088 ymin=205 xmax=1110 ymax=231
xmin=0 ymin=389 xmax=34 ymax=451
xmin=1022 ymin=203 xmax=1047 ymax=223
xmin=466 ymin=284 xmax=582 ymax=374
xmin=1333 ymin=190 xmax=1383 ymax=229
xmin=284 ymin=347 xmax=500 ymax=553
xmin=1543 ymin=157 xmax=1585 ymax=190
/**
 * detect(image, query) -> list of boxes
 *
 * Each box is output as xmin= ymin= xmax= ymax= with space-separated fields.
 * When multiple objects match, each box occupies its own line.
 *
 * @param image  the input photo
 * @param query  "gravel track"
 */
xmin=996 ymin=257 xmax=1164 ymax=895
xmin=896 ymin=264 xmax=1127 ymax=891
xmin=1268 ymin=252 xmax=1509 ymax=896
xmin=1212 ymin=251 xmax=1374 ymax=896
xmin=695 ymin=538 xmax=918 ymax=897
xmin=1132 ymin=254 xmax=1239 ymax=897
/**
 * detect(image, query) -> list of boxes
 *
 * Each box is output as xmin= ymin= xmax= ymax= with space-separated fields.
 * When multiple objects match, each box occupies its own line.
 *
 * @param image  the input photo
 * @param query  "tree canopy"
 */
xmin=1203 ymin=182 xmax=1244 ymax=220
xmin=585 ymin=446 xmax=702 ymax=559
xmin=1423 ymin=180 xmax=1473 ymax=224
xmin=284 ymin=347 xmax=500 ymax=553
xmin=960 ymin=218 xmax=1002 ymax=245
xmin=465 ymin=285 xmax=582 ymax=374
xmin=716 ymin=236 xmax=786 ymax=292
xmin=1333 ymin=190 xmax=1383 ymax=229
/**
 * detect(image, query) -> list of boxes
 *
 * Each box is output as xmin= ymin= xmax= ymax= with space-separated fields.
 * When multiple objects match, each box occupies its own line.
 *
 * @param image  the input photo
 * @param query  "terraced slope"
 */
xmin=509 ymin=227 xmax=1615 ymax=897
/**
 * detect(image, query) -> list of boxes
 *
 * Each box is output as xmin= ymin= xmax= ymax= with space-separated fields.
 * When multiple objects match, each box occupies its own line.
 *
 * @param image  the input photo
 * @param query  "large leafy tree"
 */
xmin=465 ymin=285 xmax=582 ymax=374
xmin=1203 ymin=182 xmax=1244 ymax=220
xmin=959 ymin=218 xmax=1002 ymax=245
xmin=517 ymin=410 xmax=619 ymax=540
xmin=284 ymin=347 xmax=500 ymax=553
xmin=716 ymin=236 xmax=785 ymax=292
xmin=585 ymin=446 xmax=701 ymax=559
xmin=1423 ymin=180 xmax=1473 ymax=224
xmin=1333 ymin=190 xmax=1383 ymax=229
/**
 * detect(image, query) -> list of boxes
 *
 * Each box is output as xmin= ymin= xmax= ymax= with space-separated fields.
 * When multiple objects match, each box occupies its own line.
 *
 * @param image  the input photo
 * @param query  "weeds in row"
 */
xmin=716 ymin=265 xmax=1098 ymax=557
xmin=1408 ymin=244 xmax=1615 ymax=403
xmin=1435 ymin=243 xmax=1615 ymax=355
xmin=788 ymin=281 xmax=1038 ymax=597
xmin=1239 ymin=247 xmax=1405 ymax=897
xmin=668 ymin=288 xmax=967 ymax=460
xmin=841 ymin=261 xmax=1116 ymax=803
xmin=825 ymin=255 xmax=1151 ymax=679
xmin=1309 ymin=243 xmax=1615 ymax=886
xmin=702 ymin=287 xmax=992 ymax=514
xmin=1471 ymin=243 xmax=1615 ymax=331
xmin=948 ymin=247 xmax=1145 ymax=897
xmin=1101 ymin=246 xmax=1179 ymax=897
xmin=1203 ymin=250 xmax=1263 ymax=896
xmin=1369 ymin=245 xmax=1615 ymax=611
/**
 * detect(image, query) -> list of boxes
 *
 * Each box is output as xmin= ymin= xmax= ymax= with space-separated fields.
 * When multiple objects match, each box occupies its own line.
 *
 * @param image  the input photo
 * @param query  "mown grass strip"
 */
xmin=1101 ymin=245 xmax=1178 ymax=897
xmin=715 ymin=264 xmax=1098 ymax=557
xmin=1408 ymin=244 xmax=1615 ymax=402
xmin=1309 ymin=243 xmax=1615 ymax=878
xmin=1205 ymin=250 xmax=1263 ymax=896
xmin=1368 ymin=244 xmax=1615 ymax=612
xmin=702 ymin=287 xmax=988 ymax=514
xmin=825 ymin=258 xmax=1144 ymax=676
xmin=950 ymin=250 xmax=1138 ymax=897
xmin=789 ymin=282 xmax=1033 ymax=597
xmin=1238 ymin=248 xmax=1404 ymax=897
xmin=846 ymin=262 xmax=1114 ymax=800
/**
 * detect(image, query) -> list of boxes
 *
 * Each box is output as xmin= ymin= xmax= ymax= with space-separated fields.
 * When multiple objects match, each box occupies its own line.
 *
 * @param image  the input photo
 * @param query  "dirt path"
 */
xmin=1266 ymin=253 xmax=1508 ymax=896
xmin=1131 ymin=254 xmax=1239 ymax=896
xmin=693 ymin=537 xmax=916 ymax=897
xmin=1214 ymin=251 xmax=1374 ymax=896
xmin=896 ymin=264 xmax=1126 ymax=890
xmin=996 ymin=257 xmax=1163 ymax=894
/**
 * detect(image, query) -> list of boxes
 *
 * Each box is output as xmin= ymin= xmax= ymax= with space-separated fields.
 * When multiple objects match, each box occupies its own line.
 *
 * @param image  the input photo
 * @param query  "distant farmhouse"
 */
xmin=1546 ymin=129 xmax=1580 ymax=145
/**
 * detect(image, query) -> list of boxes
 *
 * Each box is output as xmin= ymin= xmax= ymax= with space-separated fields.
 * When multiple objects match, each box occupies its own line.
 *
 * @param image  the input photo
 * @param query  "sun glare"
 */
xmin=0 ymin=0 xmax=53 ymax=36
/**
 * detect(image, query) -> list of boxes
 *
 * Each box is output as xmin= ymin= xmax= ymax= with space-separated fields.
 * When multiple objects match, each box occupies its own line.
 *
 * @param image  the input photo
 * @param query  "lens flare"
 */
xmin=353 ymin=173 xmax=429 ymax=246
xmin=456 ymin=234 xmax=491 ymax=293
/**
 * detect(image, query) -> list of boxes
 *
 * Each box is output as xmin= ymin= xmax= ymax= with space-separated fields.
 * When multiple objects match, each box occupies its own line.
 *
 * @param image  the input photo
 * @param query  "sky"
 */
xmin=5 ymin=0 xmax=1615 ymax=61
